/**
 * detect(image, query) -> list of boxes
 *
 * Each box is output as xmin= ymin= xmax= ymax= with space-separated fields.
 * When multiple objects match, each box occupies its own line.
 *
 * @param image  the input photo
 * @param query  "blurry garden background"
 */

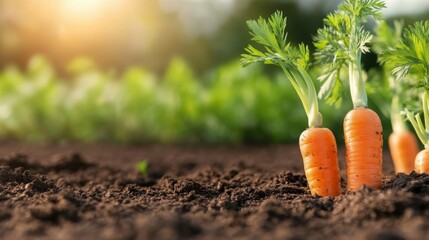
xmin=0 ymin=0 xmax=428 ymax=144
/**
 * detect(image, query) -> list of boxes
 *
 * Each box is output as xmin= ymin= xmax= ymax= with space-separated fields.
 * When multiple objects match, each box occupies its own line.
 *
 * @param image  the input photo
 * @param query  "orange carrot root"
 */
xmin=299 ymin=127 xmax=341 ymax=197
xmin=389 ymin=131 xmax=419 ymax=174
xmin=344 ymin=107 xmax=383 ymax=191
xmin=415 ymin=149 xmax=429 ymax=174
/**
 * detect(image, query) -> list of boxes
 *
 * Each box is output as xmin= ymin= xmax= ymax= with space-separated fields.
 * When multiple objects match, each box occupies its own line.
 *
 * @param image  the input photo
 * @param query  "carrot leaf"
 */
xmin=314 ymin=0 xmax=385 ymax=108
xmin=380 ymin=21 xmax=429 ymax=90
xmin=372 ymin=20 xmax=404 ymax=58
xmin=242 ymin=11 xmax=322 ymax=128
xmin=370 ymin=20 xmax=411 ymax=132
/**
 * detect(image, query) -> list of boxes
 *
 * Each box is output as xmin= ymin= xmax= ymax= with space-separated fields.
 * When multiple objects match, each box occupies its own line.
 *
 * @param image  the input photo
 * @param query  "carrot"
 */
xmin=389 ymin=131 xmax=419 ymax=174
xmin=344 ymin=107 xmax=383 ymax=191
xmin=242 ymin=12 xmax=341 ymax=196
xmin=388 ymin=96 xmax=420 ymax=174
xmin=381 ymin=21 xmax=429 ymax=174
xmin=314 ymin=0 xmax=385 ymax=191
xmin=414 ymin=149 xmax=429 ymax=173
xmin=300 ymin=127 xmax=341 ymax=196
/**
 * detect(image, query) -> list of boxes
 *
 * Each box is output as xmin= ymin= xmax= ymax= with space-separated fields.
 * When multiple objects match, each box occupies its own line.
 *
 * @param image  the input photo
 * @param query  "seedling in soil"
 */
xmin=136 ymin=160 xmax=149 ymax=177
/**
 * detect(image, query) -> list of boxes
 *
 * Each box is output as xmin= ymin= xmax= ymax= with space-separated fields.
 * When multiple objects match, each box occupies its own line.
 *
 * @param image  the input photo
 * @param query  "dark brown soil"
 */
xmin=0 ymin=143 xmax=428 ymax=240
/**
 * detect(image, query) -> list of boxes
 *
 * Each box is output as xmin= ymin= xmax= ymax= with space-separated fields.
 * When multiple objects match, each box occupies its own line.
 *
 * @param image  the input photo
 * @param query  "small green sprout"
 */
xmin=136 ymin=160 xmax=149 ymax=177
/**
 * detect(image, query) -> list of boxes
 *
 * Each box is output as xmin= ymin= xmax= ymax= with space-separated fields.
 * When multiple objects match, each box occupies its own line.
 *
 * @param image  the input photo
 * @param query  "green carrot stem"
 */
xmin=391 ymin=95 xmax=407 ymax=133
xmin=348 ymin=56 xmax=368 ymax=108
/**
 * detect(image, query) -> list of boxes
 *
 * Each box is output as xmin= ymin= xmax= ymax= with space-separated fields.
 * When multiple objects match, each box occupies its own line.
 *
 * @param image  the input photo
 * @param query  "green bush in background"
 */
xmin=0 ymin=55 xmax=353 ymax=144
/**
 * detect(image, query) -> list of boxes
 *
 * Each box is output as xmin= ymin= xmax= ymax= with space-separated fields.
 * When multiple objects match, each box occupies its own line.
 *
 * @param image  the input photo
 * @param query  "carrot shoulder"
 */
xmin=300 ymin=127 xmax=341 ymax=196
xmin=415 ymin=149 xmax=429 ymax=173
xmin=344 ymin=107 xmax=383 ymax=191
xmin=389 ymin=131 xmax=419 ymax=174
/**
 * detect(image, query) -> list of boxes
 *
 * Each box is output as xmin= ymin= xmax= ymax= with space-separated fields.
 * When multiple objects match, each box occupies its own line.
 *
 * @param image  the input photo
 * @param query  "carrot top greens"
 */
xmin=381 ymin=20 xmax=429 ymax=147
xmin=241 ymin=11 xmax=322 ymax=128
xmin=405 ymin=93 xmax=429 ymax=148
xmin=314 ymin=0 xmax=385 ymax=108
xmin=380 ymin=21 xmax=429 ymax=85
xmin=370 ymin=20 xmax=409 ymax=132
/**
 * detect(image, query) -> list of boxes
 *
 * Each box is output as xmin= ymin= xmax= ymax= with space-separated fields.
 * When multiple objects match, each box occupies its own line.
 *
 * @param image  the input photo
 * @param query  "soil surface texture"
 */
xmin=0 ymin=143 xmax=428 ymax=240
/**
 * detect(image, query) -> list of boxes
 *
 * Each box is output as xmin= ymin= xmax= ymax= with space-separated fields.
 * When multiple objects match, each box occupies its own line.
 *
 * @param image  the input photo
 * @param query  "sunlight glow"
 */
xmin=60 ymin=0 xmax=107 ymax=17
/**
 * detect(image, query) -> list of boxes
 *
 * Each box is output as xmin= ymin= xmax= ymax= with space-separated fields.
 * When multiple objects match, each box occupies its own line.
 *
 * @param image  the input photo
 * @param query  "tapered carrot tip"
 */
xmin=415 ymin=149 xmax=429 ymax=174
xmin=344 ymin=108 xmax=383 ymax=191
xmin=389 ymin=131 xmax=419 ymax=174
xmin=300 ymin=127 xmax=341 ymax=197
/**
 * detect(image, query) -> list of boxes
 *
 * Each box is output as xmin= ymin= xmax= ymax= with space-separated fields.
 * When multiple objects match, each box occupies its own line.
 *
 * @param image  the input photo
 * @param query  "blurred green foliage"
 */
xmin=0 ymin=55 xmax=350 ymax=144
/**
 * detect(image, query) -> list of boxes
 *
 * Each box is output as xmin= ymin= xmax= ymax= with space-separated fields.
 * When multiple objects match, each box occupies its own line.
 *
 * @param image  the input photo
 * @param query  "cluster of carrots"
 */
xmin=381 ymin=20 xmax=429 ymax=175
xmin=243 ymin=0 xmax=429 ymax=197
